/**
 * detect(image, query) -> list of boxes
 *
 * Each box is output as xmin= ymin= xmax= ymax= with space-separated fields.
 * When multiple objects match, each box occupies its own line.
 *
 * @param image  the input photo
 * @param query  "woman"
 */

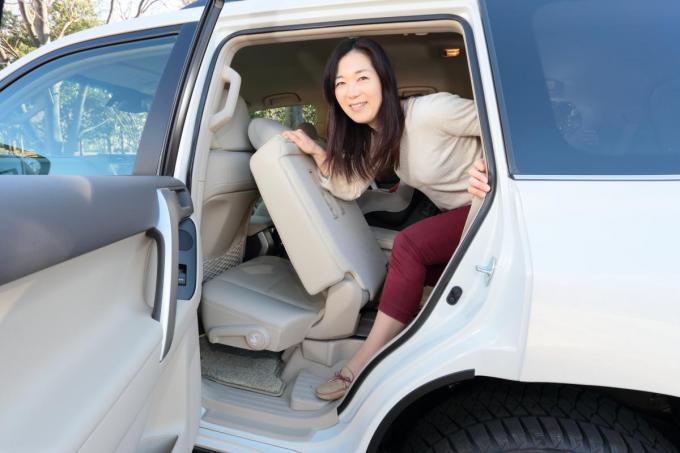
xmin=282 ymin=38 xmax=490 ymax=401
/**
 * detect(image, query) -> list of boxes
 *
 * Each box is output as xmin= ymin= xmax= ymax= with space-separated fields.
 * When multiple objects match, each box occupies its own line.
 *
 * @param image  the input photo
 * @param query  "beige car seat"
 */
xmin=201 ymin=97 xmax=260 ymax=280
xmin=201 ymin=118 xmax=387 ymax=351
xmin=358 ymin=183 xmax=415 ymax=255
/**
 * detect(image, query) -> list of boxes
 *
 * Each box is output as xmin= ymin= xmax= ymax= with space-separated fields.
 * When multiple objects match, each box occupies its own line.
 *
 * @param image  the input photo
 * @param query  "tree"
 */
xmin=0 ymin=10 xmax=34 ymax=64
xmin=1 ymin=0 xmax=100 ymax=68
xmin=1 ymin=0 xmax=192 ymax=68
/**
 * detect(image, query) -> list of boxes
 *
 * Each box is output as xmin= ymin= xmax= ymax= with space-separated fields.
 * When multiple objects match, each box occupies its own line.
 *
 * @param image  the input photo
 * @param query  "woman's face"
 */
xmin=334 ymin=49 xmax=383 ymax=129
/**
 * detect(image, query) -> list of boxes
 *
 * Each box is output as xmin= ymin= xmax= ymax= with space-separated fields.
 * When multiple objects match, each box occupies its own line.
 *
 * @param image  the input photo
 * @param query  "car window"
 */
xmin=252 ymin=105 xmax=318 ymax=129
xmin=484 ymin=0 xmax=680 ymax=176
xmin=0 ymin=35 xmax=177 ymax=175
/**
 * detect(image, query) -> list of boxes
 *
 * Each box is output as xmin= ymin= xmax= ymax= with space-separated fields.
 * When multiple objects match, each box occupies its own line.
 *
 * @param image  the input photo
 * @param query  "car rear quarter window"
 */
xmin=484 ymin=0 xmax=680 ymax=176
xmin=0 ymin=35 xmax=177 ymax=176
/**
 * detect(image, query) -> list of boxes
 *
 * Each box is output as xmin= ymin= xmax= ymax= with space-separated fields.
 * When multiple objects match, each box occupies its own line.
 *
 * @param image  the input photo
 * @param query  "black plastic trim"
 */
xmin=366 ymin=369 xmax=475 ymax=452
xmin=160 ymin=0 xmax=225 ymax=176
xmin=183 ymin=0 xmax=242 ymax=9
xmin=0 ymin=175 xmax=186 ymax=286
xmin=177 ymin=218 xmax=198 ymax=300
xmin=447 ymin=285 xmax=463 ymax=305
xmin=133 ymin=23 xmax=198 ymax=175
xmin=478 ymin=0 xmax=516 ymax=180
xmin=0 ymin=25 xmax=183 ymax=93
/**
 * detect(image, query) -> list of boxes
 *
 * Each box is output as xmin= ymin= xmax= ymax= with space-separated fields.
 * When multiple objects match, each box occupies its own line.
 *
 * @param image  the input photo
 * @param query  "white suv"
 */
xmin=1 ymin=0 xmax=679 ymax=452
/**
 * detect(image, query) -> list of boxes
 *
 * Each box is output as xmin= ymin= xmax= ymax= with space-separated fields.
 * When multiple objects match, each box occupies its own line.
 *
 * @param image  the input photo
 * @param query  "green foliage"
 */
xmin=1 ymin=0 xmax=101 ymax=68
xmin=50 ymin=0 xmax=101 ymax=40
xmin=251 ymin=105 xmax=318 ymax=129
xmin=0 ymin=8 xmax=35 ymax=61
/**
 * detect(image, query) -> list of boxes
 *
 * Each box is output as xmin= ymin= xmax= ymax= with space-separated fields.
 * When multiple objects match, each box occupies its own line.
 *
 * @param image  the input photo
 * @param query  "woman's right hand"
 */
xmin=281 ymin=129 xmax=329 ymax=176
xmin=281 ymin=129 xmax=325 ymax=157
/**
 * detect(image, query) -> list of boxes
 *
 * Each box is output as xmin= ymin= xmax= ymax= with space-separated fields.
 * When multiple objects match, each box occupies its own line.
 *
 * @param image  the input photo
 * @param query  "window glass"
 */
xmin=252 ymin=105 xmax=318 ymax=130
xmin=484 ymin=0 xmax=680 ymax=175
xmin=0 ymin=35 xmax=176 ymax=175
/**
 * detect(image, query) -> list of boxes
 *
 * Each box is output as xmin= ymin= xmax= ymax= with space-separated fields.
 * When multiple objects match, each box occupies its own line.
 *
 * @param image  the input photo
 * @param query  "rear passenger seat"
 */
xmin=201 ymin=118 xmax=387 ymax=352
xmin=200 ymin=97 xmax=259 ymax=281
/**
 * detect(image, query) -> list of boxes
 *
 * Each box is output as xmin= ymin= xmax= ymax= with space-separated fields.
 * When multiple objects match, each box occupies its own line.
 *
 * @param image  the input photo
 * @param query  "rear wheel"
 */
xmin=398 ymin=380 xmax=678 ymax=452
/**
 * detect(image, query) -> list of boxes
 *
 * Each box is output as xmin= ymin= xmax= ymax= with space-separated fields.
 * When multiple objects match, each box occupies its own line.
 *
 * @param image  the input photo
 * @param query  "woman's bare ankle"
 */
xmin=343 ymin=363 xmax=359 ymax=379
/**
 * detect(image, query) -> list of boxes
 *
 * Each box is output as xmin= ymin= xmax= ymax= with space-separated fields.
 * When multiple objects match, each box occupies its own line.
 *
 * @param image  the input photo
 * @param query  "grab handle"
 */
xmin=148 ymin=188 xmax=183 ymax=361
xmin=209 ymin=66 xmax=242 ymax=132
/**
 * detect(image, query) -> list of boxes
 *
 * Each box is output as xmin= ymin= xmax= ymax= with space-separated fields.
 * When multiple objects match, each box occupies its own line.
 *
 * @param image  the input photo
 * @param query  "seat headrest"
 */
xmin=211 ymin=96 xmax=253 ymax=151
xmin=248 ymin=118 xmax=289 ymax=149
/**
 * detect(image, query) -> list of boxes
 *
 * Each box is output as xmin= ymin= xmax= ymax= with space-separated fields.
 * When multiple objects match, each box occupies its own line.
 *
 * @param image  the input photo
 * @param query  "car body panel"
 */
xmin=517 ymin=180 xmax=680 ymax=396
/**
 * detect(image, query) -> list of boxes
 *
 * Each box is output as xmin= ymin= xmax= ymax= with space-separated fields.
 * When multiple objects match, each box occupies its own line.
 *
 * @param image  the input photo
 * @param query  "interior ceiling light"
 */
xmin=442 ymin=48 xmax=461 ymax=58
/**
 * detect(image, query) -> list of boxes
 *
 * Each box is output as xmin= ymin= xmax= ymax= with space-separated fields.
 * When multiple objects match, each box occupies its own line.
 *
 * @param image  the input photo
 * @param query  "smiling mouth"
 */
xmin=349 ymin=102 xmax=367 ymax=112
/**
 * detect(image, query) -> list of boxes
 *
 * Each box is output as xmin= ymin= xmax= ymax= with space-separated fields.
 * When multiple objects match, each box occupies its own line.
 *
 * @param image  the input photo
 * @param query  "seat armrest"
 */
xmin=370 ymin=226 xmax=399 ymax=251
xmin=357 ymin=184 xmax=414 ymax=214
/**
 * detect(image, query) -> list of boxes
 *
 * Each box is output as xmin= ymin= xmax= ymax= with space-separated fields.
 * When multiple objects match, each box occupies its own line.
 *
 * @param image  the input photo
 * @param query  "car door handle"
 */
xmin=148 ymin=188 xmax=185 ymax=361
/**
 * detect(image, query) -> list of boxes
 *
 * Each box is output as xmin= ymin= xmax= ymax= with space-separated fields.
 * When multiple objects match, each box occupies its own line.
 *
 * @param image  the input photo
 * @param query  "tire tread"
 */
xmin=399 ymin=380 xmax=678 ymax=453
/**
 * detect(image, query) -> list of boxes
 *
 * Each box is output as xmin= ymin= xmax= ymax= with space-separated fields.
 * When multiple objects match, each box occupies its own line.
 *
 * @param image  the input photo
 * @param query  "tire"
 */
xmin=398 ymin=379 xmax=678 ymax=453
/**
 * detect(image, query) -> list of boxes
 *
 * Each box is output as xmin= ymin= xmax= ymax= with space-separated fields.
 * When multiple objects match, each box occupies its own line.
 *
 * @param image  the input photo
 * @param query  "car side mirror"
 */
xmin=0 ymin=145 xmax=51 ymax=175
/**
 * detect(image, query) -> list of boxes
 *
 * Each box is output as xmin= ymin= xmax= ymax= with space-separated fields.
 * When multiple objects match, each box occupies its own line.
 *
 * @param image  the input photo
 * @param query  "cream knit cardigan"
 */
xmin=320 ymin=92 xmax=482 ymax=211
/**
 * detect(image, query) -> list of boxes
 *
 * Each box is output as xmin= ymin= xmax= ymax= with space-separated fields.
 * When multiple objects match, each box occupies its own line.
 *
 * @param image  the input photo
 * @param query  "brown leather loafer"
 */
xmin=315 ymin=367 xmax=355 ymax=401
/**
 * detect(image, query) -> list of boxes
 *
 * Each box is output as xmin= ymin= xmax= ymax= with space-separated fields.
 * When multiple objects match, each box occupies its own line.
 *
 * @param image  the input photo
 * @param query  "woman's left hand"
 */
xmin=467 ymin=158 xmax=490 ymax=199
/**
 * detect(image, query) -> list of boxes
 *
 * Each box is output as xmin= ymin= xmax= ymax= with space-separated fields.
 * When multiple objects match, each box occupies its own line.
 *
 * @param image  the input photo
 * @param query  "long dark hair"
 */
xmin=322 ymin=38 xmax=404 ymax=181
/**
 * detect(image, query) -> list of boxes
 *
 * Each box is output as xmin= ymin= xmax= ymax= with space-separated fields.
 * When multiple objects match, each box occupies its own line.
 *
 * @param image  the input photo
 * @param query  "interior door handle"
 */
xmin=148 ymin=188 xmax=184 ymax=361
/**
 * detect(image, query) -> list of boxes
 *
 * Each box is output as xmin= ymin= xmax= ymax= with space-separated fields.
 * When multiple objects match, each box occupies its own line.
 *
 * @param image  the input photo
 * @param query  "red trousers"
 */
xmin=378 ymin=204 xmax=471 ymax=324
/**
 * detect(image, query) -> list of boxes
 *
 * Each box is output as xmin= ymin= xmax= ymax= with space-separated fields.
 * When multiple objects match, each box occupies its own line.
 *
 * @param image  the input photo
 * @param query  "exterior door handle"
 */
xmin=475 ymin=257 xmax=496 ymax=286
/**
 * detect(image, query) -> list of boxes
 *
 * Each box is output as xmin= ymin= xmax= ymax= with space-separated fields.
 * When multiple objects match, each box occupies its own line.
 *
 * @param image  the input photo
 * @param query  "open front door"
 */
xmin=0 ymin=1 xmax=223 ymax=451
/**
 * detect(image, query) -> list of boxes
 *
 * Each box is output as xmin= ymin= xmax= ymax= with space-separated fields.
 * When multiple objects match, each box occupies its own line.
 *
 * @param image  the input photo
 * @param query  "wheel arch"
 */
xmin=366 ymin=369 xmax=475 ymax=453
